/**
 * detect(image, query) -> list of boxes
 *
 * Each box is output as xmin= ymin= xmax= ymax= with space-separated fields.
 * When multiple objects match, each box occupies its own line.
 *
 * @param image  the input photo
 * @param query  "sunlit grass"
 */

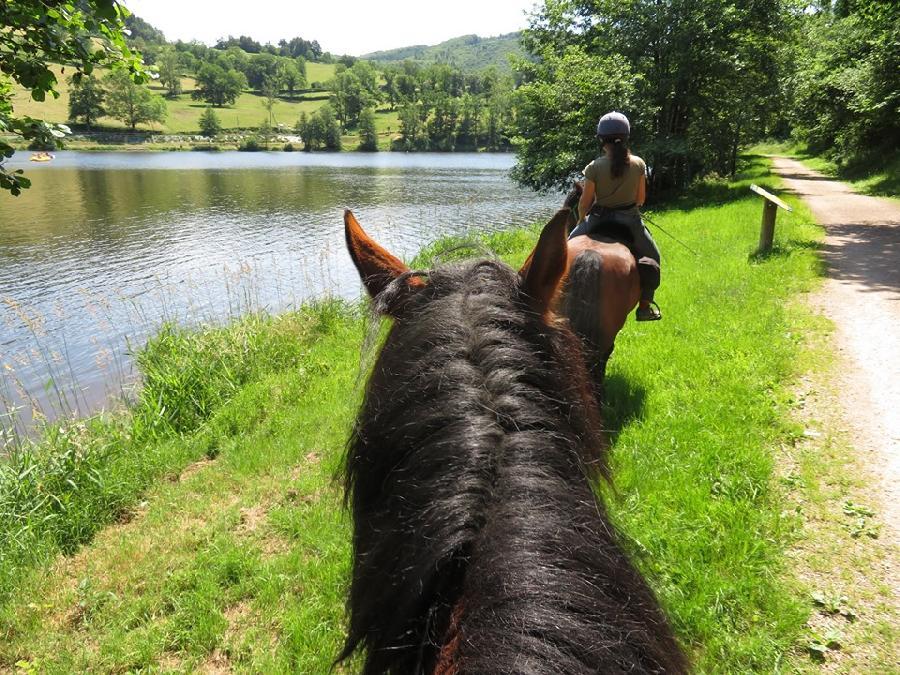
xmin=0 ymin=157 xmax=839 ymax=671
xmin=9 ymin=63 xmax=339 ymax=135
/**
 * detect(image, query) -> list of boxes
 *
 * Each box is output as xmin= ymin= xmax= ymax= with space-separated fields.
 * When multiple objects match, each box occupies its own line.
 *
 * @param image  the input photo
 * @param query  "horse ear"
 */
xmin=519 ymin=208 xmax=570 ymax=315
xmin=344 ymin=209 xmax=421 ymax=301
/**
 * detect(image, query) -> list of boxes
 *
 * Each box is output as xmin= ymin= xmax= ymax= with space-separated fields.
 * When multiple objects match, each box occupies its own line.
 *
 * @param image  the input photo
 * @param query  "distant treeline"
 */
xmin=117 ymin=14 xmax=519 ymax=152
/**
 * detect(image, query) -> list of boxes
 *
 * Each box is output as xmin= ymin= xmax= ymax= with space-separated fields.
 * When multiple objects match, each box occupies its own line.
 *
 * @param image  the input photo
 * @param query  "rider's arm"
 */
xmin=578 ymin=179 xmax=596 ymax=222
xmin=637 ymin=173 xmax=646 ymax=206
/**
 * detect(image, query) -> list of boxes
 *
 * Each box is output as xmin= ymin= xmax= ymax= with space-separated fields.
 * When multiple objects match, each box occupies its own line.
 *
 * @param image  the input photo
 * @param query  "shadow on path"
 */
xmin=823 ymin=222 xmax=899 ymax=295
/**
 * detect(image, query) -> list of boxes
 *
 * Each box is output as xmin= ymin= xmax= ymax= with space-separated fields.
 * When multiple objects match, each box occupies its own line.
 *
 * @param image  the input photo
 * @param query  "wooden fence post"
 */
xmin=750 ymin=184 xmax=792 ymax=254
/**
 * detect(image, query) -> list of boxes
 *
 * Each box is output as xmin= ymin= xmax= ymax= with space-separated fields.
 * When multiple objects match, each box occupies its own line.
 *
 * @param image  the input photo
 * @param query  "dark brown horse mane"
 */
xmin=339 ymin=256 xmax=687 ymax=673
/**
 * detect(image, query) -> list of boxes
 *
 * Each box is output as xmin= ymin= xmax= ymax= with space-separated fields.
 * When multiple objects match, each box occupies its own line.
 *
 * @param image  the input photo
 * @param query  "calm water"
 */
xmin=0 ymin=151 xmax=559 ymax=435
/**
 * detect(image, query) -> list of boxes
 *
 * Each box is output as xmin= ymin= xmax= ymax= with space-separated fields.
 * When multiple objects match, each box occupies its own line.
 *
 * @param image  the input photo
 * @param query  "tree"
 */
xmin=157 ymin=47 xmax=182 ymax=97
xmin=381 ymin=65 xmax=400 ymax=109
xmin=397 ymin=103 xmax=426 ymax=150
xmin=199 ymin=107 xmax=221 ymax=137
xmin=516 ymin=0 xmax=791 ymax=192
xmin=296 ymin=105 xmax=341 ymax=151
xmin=319 ymin=104 xmax=342 ymax=150
xmin=513 ymin=45 xmax=637 ymax=189
xmin=278 ymin=61 xmax=306 ymax=99
xmin=68 ymin=76 xmax=106 ymax=127
xmin=192 ymin=63 xmax=246 ymax=107
xmin=427 ymin=93 xmax=459 ymax=151
xmin=788 ymin=0 xmax=899 ymax=166
xmin=245 ymin=53 xmax=279 ymax=91
xmin=329 ymin=61 xmax=381 ymax=128
xmin=358 ymin=108 xmax=379 ymax=151
xmin=456 ymin=93 xmax=481 ymax=149
xmin=258 ymin=119 xmax=274 ymax=150
xmin=0 ymin=0 xmax=146 ymax=195
xmin=103 ymin=69 xmax=167 ymax=130
xmin=262 ymin=81 xmax=278 ymax=125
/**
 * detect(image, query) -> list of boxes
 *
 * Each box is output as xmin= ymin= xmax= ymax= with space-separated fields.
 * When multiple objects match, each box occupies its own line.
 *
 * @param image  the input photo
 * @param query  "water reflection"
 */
xmin=0 ymin=152 xmax=559 ymax=435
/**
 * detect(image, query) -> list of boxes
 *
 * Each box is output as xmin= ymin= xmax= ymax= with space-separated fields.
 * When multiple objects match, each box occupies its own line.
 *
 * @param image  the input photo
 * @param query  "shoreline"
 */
xmin=7 ymin=136 xmax=515 ymax=155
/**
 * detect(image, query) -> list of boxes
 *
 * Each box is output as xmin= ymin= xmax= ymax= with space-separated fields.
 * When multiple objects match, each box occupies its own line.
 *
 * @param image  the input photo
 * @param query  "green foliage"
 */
xmin=67 ymin=75 xmax=105 ymax=127
xmin=513 ymin=46 xmax=637 ymax=189
xmin=156 ymin=47 xmax=182 ymax=97
xmin=277 ymin=61 xmax=306 ymax=99
xmin=357 ymin=108 xmax=378 ymax=151
xmin=296 ymin=104 xmax=341 ymax=151
xmin=198 ymin=107 xmax=222 ymax=138
xmin=788 ymin=0 xmax=899 ymax=167
xmin=517 ymin=0 xmax=790 ymax=191
xmin=396 ymin=102 xmax=427 ymax=150
xmin=382 ymin=61 xmax=515 ymax=152
xmin=238 ymin=136 xmax=263 ymax=152
xmin=0 ymin=0 xmax=147 ymax=194
xmin=426 ymin=94 xmax=459 ymax=151
xmin=102 ymin=69 xmax=167 ymax=129
xmin=192 ymin=63 xmax=246 ymax=107
xmin=328 ymin=61 xmax=380 ymax=128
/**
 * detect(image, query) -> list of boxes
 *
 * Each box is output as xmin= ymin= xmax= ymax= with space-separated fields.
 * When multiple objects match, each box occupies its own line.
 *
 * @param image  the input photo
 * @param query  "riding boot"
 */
xmin=636 ymin=256 xmax=660 ymax=297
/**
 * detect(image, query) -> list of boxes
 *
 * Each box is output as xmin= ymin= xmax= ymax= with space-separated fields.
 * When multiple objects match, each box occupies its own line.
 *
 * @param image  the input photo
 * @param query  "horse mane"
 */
xmin=340 ymin=258 xmax=686 ymax=674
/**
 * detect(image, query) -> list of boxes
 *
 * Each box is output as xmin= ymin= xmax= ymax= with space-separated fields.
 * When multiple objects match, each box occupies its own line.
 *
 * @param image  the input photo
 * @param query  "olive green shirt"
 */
xmin=584 ymin=153 xmax=646 ymax=209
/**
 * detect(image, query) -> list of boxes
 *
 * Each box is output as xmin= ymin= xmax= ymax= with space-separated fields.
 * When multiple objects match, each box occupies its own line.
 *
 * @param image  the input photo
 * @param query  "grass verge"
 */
xmin=0 ymin=156 xmax=840 ymax=672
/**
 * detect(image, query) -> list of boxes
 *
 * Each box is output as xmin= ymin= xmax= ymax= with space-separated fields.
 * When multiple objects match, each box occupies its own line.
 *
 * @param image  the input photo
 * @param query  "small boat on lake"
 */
xmin=30 ymin=152 xmax=55 ymax=162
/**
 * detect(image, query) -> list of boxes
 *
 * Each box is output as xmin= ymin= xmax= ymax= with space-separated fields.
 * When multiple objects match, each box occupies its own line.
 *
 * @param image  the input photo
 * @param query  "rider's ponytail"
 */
xmin=602 ymin=135 xmax=630 ymax=179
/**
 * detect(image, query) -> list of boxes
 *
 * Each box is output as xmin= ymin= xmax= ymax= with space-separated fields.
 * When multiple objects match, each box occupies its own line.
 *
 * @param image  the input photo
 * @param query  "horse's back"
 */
xmin=568 ymin=236 xmax=638 ymax=283
xmin=561 ymin=236 xmax=641 ymax=355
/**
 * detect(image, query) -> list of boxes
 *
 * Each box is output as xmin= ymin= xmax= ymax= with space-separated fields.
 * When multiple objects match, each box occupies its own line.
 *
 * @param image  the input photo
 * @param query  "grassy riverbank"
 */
xmin=1 ymin=157 xmax=838 ymax=671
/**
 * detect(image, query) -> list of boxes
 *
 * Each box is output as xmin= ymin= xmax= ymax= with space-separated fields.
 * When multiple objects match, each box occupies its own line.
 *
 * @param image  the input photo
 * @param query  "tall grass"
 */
xmin=0 ymin=156 xmax=835 ymax=672
xmin=0 ymin=302 xmax=352 ymax=604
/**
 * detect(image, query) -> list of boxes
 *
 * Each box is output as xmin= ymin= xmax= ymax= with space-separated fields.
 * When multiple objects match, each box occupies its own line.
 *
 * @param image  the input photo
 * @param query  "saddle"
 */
xmin=572 ymin=207 xmax=660 ymax=294
xmin=584 ymin=218 xmax=636 ymax=248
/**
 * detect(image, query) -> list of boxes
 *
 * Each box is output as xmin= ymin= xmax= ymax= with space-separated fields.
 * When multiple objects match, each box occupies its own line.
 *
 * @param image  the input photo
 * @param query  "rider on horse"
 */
xmin=569 ymin=112 xmax=662 ymax=322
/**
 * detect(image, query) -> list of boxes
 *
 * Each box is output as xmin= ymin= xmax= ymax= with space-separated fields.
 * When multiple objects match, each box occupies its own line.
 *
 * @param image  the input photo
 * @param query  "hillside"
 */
xmin=363 ymin=32 xmax=525 ymax=72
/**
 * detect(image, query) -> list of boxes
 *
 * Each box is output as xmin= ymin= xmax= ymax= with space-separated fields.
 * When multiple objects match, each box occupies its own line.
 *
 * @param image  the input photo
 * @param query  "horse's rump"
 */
xmin=563 ymin=249 xmax=606 ymax=363
xmin=559 ymin=238 xmax=640 ymax=388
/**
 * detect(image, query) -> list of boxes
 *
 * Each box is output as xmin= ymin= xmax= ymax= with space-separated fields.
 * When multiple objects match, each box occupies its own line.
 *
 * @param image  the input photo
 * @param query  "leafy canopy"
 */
xmin=0 ymin=0 xmax=147 ymax=195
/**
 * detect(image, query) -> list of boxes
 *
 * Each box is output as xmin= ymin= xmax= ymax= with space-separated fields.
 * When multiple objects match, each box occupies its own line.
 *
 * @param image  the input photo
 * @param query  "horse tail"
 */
xmin=562 ymin=250 xmax=607 ymax=384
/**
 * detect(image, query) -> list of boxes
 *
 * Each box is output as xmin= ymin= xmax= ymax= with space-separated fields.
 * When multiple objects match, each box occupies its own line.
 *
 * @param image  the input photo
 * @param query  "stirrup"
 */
xmin=636 ymin=301 xmax=662 ymax=322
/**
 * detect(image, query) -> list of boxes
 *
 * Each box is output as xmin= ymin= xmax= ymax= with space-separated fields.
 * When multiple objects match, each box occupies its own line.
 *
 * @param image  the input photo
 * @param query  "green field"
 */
xmin=2 ymin=158 xmax=894 ymax=671
xmin=7 ymin=63 xmax=364 ymax=137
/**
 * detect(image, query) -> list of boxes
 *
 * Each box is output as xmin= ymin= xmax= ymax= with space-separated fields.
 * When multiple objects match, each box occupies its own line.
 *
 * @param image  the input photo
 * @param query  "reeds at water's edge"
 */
xmin=1 ymin=246 xmax=340 ymax=448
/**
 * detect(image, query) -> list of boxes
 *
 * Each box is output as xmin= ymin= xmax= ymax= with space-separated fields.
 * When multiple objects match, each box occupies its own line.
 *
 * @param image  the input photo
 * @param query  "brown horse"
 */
xmin=339 ymin=208 xmax=687 ymax=673
xmin=522 ymin=184 xmax=641 ymax=392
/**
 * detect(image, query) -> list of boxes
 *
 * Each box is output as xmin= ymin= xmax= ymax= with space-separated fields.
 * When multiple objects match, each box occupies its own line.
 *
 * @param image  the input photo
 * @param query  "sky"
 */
xmin=124 ymin=0 xmax=539 ymax=57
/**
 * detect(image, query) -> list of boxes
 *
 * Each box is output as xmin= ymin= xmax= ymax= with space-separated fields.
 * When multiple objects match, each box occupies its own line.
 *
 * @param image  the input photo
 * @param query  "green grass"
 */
xmin=9 ymin=63 xmax=343 ymax=135
xmin=0 ymin=156 xmax=851 ymax=671
xmin=751 ymin=140 xmax=899 ymax=200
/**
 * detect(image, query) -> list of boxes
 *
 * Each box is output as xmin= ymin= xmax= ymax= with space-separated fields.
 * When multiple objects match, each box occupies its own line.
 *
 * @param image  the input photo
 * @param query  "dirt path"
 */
xmin=772 ymin=157 xmax=899 ymax=536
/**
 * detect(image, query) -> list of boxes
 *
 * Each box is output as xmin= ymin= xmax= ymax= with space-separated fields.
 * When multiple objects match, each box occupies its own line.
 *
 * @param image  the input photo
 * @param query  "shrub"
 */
xmin=238 ymin=136 xmax=262 ymax=152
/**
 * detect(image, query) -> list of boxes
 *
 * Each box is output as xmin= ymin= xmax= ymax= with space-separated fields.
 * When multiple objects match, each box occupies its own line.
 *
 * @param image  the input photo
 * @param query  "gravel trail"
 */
xmin=771 ymin=157 xmax=899 ymax=537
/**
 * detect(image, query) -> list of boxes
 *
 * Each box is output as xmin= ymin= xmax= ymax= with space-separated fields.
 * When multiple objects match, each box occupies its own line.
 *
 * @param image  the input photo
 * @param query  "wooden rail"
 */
xmin=751 ymin=184 xmax=792 ymax=253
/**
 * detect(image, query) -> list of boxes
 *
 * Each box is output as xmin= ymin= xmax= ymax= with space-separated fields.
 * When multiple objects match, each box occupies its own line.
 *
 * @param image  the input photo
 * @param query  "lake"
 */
xmin=0 ymin=151 xmax=560 ymax=436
